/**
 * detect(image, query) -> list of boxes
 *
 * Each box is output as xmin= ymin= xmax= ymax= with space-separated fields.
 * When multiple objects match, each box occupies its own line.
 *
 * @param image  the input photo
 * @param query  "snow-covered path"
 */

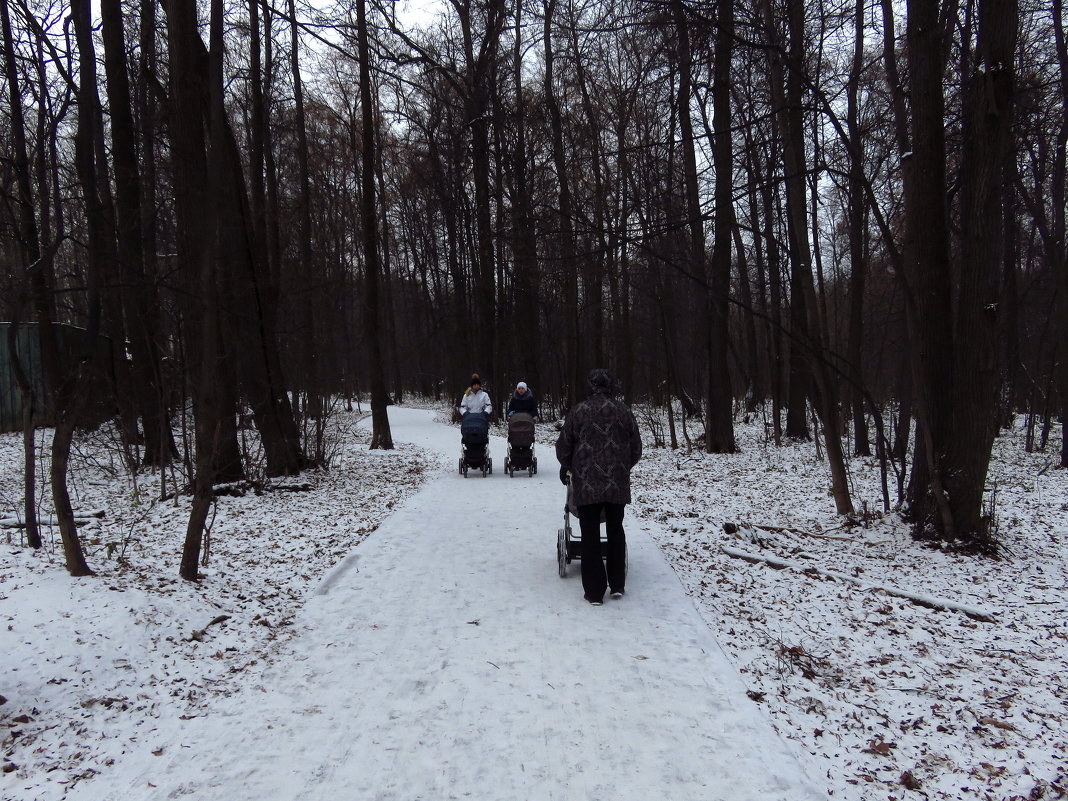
xmin=70 ymin=407 xmax=818 ymax=801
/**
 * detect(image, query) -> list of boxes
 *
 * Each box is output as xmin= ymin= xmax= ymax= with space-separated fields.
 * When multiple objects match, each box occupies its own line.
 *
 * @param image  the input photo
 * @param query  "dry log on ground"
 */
xmin=719 ymin=545 xmax=998 ymax=622
xmin=1 ymin=510 xmax=105 ymax=528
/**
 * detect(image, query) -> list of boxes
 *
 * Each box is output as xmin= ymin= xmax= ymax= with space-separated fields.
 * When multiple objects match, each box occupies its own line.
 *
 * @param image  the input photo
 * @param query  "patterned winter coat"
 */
xmin=555 ymin=370 xmax=643 ymax=507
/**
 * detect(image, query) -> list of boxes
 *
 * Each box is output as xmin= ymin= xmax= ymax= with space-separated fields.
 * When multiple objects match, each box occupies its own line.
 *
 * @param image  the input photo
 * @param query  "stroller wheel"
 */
xmin=533 ymin=458 xmax=538 ymax=475
xmin=557 ymin=529 xmax=568 ymax=577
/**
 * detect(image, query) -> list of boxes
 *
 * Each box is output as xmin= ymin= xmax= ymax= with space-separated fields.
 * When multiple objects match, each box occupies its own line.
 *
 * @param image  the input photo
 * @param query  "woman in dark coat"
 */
xmin=506 ymin=381 xmax=539 ymax=418
xmin=555 ymin=368 xmax=642 ymax=605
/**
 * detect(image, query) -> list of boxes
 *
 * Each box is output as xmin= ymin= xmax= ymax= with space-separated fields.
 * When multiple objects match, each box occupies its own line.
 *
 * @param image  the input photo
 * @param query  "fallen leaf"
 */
xmin=900 ymin=770 xmax=922 ymax=790
xmin=978 ymin=716 xmax=1017 ymax=731
xmin=863 ymin=739 xmax=895 ymax=757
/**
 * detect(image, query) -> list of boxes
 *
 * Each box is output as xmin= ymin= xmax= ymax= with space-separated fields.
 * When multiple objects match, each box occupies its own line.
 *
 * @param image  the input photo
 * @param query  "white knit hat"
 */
xmin=517 ymin=381 xmax=527 ymax=390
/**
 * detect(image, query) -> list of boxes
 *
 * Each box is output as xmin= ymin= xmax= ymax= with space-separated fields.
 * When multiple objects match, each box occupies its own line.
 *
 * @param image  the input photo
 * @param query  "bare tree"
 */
xmin=358 ymin=0 xmax=393 ymax=449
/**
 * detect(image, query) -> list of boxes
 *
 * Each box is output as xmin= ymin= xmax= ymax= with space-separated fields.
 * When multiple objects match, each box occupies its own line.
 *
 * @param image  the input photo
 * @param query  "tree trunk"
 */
xmin=707 ymin=0 xmax=737 ymax=451
xmin=941 ymin=0 xmax=1018 ymax=542
xmin=289 ymin=0 xmax=322 ymax=419
xmin=510 ymin=0 xmax=541 ymax=391
xmin=357 ymin=0 xmax=394 ymax=449
xmin=762 ymin=0 xmax=853 ymax=513
xmin=164 ymin=0 xmax=223 ymax=578
xmin=101 ymin=0 xmax=174 ymax=468
xmin=544 ymin=0 xmax=581 ymax=406
xmin=760 ymin=144 xmax=785 ymax=445
xmin=1053 ymin=0 xmax=1068 ymax=468
xmin=847 ymin=0 xmax=871 ymax=456
xmin=1 ymin=0 xmax=42 ymax=549
xmin=459 ymin=0 xmax=505 ymax=390
xmin=901 ymin=0 xmax=961 ymax=537
xmin=263 ymin=5 xmax=284 ymax=287
xmin=62 ymin=0 xmax=105 ymax=576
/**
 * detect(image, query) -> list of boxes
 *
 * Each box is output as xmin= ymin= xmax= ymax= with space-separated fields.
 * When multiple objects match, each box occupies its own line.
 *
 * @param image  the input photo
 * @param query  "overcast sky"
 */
xmin=393 ymin=0 xmax=446 ymax=30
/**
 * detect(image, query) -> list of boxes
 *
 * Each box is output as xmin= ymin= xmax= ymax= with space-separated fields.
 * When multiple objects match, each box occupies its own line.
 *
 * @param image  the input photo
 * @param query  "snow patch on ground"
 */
xmin=3 ymin=402 xmax=1066 ymax=801
xmin=630 ymin=413 xmax=1068 ymax=801
xmin=0 ymin=411 xmax=436 ymax=800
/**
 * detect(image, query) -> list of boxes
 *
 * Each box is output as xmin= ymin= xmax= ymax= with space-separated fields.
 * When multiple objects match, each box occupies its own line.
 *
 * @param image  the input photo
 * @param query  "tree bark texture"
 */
xmin=357 ymin=0 xmax=394 ymax=450
xmin=706 ymin=0 xmax=737 ymax=452
xmin=942 ymin=0 xmax=1018 ymax=541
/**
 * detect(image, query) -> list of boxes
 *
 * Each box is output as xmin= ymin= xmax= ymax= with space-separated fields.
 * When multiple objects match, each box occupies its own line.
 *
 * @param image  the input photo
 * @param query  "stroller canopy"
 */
xmin=461 ymin=412 xmax=490 ymax=444
xmin=507 ymin=413 xmax=535 ymax=447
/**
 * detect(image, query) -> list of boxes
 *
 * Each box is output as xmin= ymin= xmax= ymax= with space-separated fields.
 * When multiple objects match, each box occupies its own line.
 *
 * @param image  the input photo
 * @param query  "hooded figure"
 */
xmin=555 ymin=369 xmax=642 ymax=604
xmin=556 ymin=369 xmax=641 ymax=506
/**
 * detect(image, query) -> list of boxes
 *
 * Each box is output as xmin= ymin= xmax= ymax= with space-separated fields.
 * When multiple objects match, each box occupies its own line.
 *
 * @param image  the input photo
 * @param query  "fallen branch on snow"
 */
xmin=719 ymin=545 xmax=998 ymax=622
xmin=726 ymin=521 xmax=890 ymax=546
xmin=0 ymin=510 xmax=105 ymax=528
xmin=213 ymin=481 xmax=314 ymax=497
xmin=187 ymin=614 xmax=231 ymax=642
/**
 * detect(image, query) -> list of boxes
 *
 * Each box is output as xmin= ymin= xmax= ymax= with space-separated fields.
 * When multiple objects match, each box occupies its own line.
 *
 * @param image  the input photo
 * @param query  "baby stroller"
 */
xmin=556 ymin=475 xmax=627 ymax=578
xmin=458 ymin=412 xmax=492 ymax=477
xmin=504 ymin=413 xmax=538 ymax=477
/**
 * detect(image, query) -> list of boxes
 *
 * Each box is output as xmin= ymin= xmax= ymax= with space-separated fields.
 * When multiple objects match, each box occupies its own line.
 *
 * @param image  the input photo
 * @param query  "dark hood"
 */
xmin=586 ymin=368 xmax=615 ymax=396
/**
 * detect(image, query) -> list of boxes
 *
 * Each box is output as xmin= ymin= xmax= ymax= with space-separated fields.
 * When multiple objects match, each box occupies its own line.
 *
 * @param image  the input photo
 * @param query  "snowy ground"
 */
xmin=3 ymin=407 xmax=819 ymax=801
xmin=1 ymin=412 xmax=431 ymax=800
xmin=3 ymin=404 xmax=1065 ymax=801
xmin=627 ymin=411 xmax=1068 ymax=801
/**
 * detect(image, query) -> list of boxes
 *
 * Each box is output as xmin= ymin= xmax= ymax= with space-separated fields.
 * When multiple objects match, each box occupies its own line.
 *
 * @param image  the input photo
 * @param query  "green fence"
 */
xmin=0 ymin=323 xmax=116 ymax=433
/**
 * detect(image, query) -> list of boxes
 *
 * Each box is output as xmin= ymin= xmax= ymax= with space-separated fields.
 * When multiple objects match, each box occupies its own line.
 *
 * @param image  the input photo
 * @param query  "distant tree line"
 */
xmin=0 ymin=0 xmax=1063 ymax=576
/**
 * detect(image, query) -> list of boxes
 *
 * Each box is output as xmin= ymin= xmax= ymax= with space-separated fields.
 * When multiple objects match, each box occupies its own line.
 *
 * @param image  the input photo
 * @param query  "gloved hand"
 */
xmin=559 ymin=466 xmax=569 ymax=485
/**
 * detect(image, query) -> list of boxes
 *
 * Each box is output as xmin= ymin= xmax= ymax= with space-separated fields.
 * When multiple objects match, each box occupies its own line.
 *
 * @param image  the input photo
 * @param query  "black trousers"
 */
xmin=577 ymin=502 xmax=626 ymax=601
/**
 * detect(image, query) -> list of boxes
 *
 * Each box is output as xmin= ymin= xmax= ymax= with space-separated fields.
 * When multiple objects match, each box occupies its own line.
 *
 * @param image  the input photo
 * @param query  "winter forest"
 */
xmin=2 ymin=0 xmax=1067 ymax=798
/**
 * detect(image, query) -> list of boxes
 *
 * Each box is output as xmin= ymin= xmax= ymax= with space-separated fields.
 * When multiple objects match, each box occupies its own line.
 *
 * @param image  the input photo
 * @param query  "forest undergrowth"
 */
xmin=0 ymin=409 xmax=434 ymax=798
xmin=626 ymin=408 xmax=1068 ymax=801
xmin=3 ymin=402 xmax=1066 ymax=800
